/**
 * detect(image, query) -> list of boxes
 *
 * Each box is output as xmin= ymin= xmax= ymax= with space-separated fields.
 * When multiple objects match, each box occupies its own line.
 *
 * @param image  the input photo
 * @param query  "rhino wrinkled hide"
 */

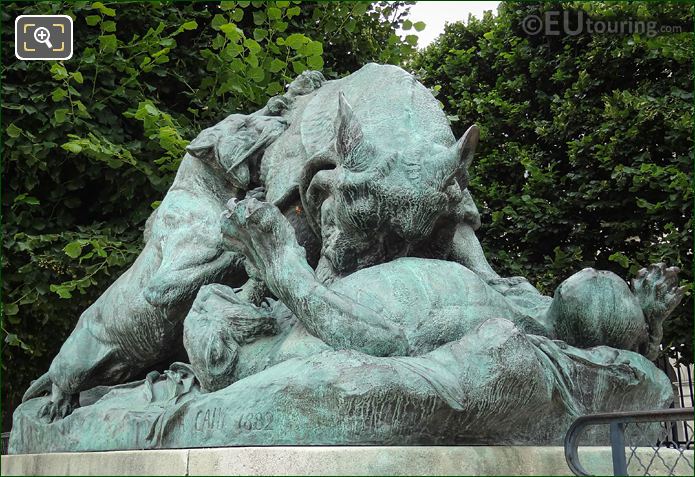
xmin=11 ymin=64 xmax=683 ymax=453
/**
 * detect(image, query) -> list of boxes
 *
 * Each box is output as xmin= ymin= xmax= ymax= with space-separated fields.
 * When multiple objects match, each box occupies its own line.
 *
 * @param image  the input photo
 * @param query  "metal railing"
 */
xmin=656 ymin=355 xmax=694 ymax=447
xmin=565 ymin=407 xmax=694 ymax=476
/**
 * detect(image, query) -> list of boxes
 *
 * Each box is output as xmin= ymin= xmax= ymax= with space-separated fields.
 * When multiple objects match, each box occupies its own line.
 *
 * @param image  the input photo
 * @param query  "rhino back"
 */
xmin=303 ymin=63 xmax=454 ymax=155
xmin=262 ymin=63 xmax=455 ymax=205
xmin=330 ymin=257 xmax=489 ymax=323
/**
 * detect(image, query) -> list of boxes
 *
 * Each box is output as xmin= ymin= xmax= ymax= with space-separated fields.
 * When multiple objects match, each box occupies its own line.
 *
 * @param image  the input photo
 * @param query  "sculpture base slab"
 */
xmin=2 ymin=446 xmax=693 ymax=476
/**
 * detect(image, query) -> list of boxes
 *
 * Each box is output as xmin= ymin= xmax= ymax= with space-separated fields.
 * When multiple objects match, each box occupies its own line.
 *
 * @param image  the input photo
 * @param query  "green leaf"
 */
xmin=144 ymin=103 xmax=159 ymax=115
xmin=414 ymin=21 xmax=426 ymax=32
xmin=304 ymin=40 xmax=323 ymax=56
xmin=268 ymin=7 xmax=282 ymax=20
xmin=50 ymin=63 xmax=69 ymax=80
xmin=6 ymin=123 xmax=22 ymax=138
xmin=220 ymin=23 xmax=242 ymax=42
xmin=182 ymin=20 xmax=198 ymax=30
xmin=231 ymin=9 xmax=244 ymax=22
xmin=306 ymin=55 xmax=324 ymax=70
xmin=50 ymin=284 xmax=72 ymax=299
xmin=253 ymin=28 xmax=267 ymax=40
xmin=64 ymin=241 xmax=83 ymax=259
xmin=99 ymin=34 xmax=117 ymax=53
xmin=82 ymin=47 xmax=96 ymax=64
xmin=285 ymin=33 xmax=308 ymax=50
xmin=85 ymin=15 xmax=101 ymax=26
xmin=291 ymin=60 xmax=307 ymax=74
xmin=62 ymin=142 xmax=83 ymax=153
xmin=212 ymin=34 xmax=226 ymax=49
xmin=269 ymin=58 xmax=286 ymax=73
xmin=405 ymin=34 xmax=418 ymax=46
xmin=211 ymin=14 xmax=226 ymax=30
xmin=286 ymin=6 xmax=300 ymax=18
xmin=248 ymin=66 xmax=265 ymax=82
xmin=402 ymin=20 xmax=412 ymax=31
xmin=101 ymin=20 xmax=116 ymax=32
xmin=353 ymin=2 xmax=368 ymax=15
xmin=72 ymin=72 xmax=84 ymax=84
xmin=4 ymin=303 xmax=19 ymax=316
xmin=14 ymin=194 xmax=40 ymax=206
xmin=266 ymin=81 xmax=283 ymax=95
xmin=253 ymin=11 xmax=266 ymax=25
xmin=608 ymin=252 xmax=630 ymax=269
xmin=54 ymin=109 xmax=69 ymax=123
xmin=92 ymin=1 xmax=116 ymax=16
xmin=244 ymin=38 xmax=262 ymax=55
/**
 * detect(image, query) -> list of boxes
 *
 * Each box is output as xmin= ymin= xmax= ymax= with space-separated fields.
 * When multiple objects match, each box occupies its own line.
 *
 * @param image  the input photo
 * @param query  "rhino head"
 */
xmin=301 ymin=92 xmax=479 ymax=279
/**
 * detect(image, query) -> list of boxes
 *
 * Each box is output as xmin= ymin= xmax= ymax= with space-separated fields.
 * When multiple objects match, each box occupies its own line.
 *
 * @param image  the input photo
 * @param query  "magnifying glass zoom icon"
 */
xmin=34 ymin=27 xmax=53 ymax=49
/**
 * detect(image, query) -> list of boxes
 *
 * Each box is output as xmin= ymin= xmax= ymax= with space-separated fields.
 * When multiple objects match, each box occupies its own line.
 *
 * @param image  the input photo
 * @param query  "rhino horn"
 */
xmin=334 ymin=91 xmax=364 ymax=165
xmin=444 ymin=125 xmax=479 ymax=186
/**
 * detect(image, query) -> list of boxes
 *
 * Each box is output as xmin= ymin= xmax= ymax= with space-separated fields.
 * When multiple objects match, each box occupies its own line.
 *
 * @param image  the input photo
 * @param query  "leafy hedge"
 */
xmin=415 ymin=1 xmax=693 ymax=362
xmin=1 ymin=0 xmax=419 ymax=429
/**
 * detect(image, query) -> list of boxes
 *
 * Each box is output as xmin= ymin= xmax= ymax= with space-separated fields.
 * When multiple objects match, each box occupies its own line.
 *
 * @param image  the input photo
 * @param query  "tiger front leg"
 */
xmin=38 ymin=384 xmax=80 ymax=422
xmin=220 ymin=198 xmax=408 ymax=356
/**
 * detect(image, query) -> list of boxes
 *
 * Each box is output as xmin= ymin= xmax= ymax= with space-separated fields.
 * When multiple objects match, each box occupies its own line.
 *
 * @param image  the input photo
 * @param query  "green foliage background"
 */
xmin=1 ymin=1 xmax=692 ymax=431
xmin=415 ymin=1 xmax=693 ymax=363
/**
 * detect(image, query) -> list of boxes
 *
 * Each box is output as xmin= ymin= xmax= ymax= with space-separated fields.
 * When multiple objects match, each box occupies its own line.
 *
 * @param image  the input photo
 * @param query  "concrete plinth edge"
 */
xmin=1 ymin=446 xmax=692 ymax=475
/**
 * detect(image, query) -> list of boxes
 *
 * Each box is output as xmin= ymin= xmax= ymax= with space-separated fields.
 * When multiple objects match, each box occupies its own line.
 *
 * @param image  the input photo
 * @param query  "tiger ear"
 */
xmin=334 ymin=91 xmax=364 ymax=161
xmin=186 ymin=132 xmax=218 ymax=164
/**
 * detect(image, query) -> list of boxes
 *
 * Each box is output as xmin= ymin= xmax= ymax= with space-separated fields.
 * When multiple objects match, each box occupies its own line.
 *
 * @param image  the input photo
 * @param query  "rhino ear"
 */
xmin=453 ymin=125 xmax=479 ymax=170
xmin=443 ymin=125 xmax=479 ymax=188
xmin=334 ymin=91 xmax=363 ymax=159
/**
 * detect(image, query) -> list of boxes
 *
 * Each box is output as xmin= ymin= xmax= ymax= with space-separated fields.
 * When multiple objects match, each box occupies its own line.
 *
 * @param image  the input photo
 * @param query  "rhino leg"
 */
xmin=221 ymin=198 xmax=408 ymax=357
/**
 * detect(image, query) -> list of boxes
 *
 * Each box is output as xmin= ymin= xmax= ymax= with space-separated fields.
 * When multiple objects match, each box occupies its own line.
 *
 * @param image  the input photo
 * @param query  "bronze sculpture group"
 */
xmin=11 ymin=65 xmax=684 ymax=453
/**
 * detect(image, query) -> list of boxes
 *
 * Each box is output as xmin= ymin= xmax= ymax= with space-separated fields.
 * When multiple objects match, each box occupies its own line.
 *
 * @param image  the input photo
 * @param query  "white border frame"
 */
xmin=15 ymin=14 xmax=74 ymax=61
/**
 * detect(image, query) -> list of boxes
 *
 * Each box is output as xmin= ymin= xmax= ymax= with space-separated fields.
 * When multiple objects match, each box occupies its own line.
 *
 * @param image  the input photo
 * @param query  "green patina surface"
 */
xmin=11 ymin=64 xmax=684 ymax=453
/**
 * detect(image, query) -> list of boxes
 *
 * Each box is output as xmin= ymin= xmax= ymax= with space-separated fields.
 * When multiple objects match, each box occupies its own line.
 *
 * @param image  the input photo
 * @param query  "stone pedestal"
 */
xmin=2 ymin=446 xmax=693 ymax=476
